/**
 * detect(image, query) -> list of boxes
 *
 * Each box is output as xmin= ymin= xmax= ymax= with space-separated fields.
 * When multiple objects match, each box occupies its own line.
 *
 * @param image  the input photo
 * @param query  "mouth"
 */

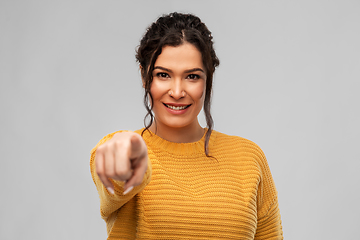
xmin=163 ymin=103 xmax=191 ymax=110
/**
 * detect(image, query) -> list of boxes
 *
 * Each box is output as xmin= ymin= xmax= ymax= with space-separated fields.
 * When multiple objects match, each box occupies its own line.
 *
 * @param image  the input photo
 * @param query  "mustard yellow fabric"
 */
xmin=90 ymin=129 xmax=283 ymax=239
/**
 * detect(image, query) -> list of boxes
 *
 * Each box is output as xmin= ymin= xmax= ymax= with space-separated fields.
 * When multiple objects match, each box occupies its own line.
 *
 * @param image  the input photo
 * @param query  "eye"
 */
xmin=156 ymin=72 xmax=170 ymax=79
xmin=187 ymin=74 xmax=200 ymax=80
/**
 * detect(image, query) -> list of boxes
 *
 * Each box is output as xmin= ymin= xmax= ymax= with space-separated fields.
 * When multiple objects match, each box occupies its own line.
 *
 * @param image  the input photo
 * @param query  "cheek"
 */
xmin=150 ymin=81 xmax=167 ymax=100
xmin=191 ymin=82 xmax=206 ymax=102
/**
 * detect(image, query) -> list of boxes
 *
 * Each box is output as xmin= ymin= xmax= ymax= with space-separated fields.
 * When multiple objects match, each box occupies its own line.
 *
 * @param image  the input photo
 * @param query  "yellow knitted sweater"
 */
xmin=90 ymin=129 xmax=283 ymax=239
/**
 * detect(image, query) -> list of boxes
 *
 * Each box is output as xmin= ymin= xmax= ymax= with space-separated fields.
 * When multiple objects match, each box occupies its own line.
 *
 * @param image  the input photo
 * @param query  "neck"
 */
xmin=149 ymin=120 xmax=205 ymax=143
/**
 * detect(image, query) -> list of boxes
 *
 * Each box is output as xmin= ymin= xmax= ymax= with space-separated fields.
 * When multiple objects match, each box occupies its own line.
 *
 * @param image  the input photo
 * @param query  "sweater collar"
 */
xmin=137 ymin=128 xmax=217 ymax=156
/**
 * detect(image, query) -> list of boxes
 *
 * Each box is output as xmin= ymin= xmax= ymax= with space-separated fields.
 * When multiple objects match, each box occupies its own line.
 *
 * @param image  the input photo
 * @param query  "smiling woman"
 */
xmin=149 ymin=43 xmax=206 ymax=143
xmin=90 ymin=12 xmax=283 ymax=239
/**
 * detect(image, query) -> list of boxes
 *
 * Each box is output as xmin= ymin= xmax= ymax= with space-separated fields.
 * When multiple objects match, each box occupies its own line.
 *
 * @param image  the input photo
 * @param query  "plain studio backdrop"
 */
xmin=1 ymin=0 xmax=359 ymax=239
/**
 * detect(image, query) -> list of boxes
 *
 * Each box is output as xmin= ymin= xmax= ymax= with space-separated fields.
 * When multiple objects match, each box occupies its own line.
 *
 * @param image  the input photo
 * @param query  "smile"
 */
xmin=163 ymin=103 xmax=191 ymax=110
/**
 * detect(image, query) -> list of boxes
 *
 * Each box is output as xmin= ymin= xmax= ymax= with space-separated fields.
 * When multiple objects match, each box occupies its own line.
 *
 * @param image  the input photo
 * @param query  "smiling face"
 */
xmin=149 ymin=42 xmax=206 ymax=132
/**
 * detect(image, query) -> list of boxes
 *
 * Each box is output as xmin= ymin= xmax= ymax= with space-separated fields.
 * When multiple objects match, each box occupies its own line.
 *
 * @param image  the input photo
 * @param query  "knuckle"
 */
xmin=114 ymin=140 xmax=124 ymax=149
xmin=98 ymin=144 xmax=110 ymax=153
xmin=103 ymin=144 xmax=111 ymax=151
xmin=96 ymin=145 xmax=104 ymax=153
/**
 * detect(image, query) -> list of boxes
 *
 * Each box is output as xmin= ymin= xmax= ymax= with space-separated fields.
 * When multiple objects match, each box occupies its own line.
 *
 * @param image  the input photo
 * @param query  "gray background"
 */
xmin=1 ymin=0 xmax=359 ymax=239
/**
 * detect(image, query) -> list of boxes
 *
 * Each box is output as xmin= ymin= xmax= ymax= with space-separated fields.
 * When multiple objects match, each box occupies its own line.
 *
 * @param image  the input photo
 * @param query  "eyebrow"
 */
xmin=153 ymin=66 xmax=205 ymax=73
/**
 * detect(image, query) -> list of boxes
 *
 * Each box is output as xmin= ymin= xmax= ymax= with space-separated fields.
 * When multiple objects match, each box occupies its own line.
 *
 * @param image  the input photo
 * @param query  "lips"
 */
xmin=163 ymin=103 xmax=191 ymax=110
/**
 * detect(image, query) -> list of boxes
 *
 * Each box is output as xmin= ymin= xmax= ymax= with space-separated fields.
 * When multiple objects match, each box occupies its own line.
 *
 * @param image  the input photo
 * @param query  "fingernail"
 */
xmin=123 ymin=186 xmax=133 ymax=195
xmin=107 ymin=187 xmax=114 ymax=195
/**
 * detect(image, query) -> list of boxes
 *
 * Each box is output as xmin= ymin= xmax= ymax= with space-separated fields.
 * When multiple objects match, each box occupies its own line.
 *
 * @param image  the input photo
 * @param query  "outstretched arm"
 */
xmin=90 ymin=131 xmax=151 ymax=219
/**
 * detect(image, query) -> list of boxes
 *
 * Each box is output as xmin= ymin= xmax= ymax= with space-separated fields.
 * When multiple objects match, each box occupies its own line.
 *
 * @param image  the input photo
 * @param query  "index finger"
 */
xmin=129 ymin=134 xmax=145 ymax=160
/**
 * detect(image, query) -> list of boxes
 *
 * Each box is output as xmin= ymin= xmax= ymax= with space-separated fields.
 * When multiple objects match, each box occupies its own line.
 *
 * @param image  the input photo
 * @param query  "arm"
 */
xmin=253 ymin=146 xmax=283 ymax=240
xmin=255 ymin=199 xmax=282 ymax=240
xmin=90 ymin=131 xmax=152 ymax=220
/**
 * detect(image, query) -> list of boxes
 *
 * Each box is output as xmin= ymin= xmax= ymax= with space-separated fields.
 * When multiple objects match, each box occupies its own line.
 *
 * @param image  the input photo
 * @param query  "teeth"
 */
xmin=166 ymin=104 xmax=188 ymax=110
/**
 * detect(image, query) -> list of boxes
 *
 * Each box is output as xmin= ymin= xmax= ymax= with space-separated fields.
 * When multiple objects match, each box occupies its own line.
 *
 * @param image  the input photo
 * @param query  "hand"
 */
xmin=95 ymin=132 xmax=148 ymax=195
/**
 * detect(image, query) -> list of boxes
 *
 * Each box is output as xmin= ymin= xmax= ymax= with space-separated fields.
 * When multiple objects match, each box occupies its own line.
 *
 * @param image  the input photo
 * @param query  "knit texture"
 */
xmin=90 ymin=129 xmax=283 ymax=239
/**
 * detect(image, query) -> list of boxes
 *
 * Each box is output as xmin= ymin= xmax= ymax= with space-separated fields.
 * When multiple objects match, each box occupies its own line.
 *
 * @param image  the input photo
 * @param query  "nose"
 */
xmin=169 ymin=79 xmax=185 ymax=99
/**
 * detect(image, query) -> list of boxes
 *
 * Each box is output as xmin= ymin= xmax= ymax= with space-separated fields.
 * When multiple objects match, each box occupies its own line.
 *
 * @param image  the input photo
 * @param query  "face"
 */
xmin=149 ymin=42 xmax=206 ymax=130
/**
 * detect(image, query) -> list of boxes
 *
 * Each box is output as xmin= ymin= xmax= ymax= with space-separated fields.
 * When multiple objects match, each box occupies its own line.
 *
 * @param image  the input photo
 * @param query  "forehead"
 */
xmin=154 ymin=43 xmax=204 ymax=71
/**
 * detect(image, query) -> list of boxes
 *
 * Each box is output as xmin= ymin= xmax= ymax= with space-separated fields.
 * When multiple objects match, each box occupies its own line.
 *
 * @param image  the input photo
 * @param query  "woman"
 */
xmin=90 ymin=12 xmax=283 ymax=239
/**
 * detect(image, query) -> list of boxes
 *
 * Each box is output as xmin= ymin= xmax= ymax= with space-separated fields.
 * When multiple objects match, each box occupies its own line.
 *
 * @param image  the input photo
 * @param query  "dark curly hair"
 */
xmin=136 ymin=12 xmax=220 ymax=156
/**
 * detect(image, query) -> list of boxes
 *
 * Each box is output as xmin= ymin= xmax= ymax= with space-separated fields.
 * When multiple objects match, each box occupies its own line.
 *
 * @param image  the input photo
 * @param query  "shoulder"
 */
xmin=212 ymin=130 xmax=264 ymax=152
xmin=211 ymin=130 xmax=267 ymax=162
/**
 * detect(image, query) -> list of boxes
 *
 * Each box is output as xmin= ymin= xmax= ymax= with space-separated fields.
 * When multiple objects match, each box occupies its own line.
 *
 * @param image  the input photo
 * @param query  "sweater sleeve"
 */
xmin=89 ymin=131 xmax=152 ymax=221
xmin=253 ymin=145 xmax=283 ymax=240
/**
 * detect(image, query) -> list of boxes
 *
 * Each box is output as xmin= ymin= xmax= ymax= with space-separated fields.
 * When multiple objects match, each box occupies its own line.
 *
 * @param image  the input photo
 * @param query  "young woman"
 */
xmin=90 ymin=12 xmax=283 ymax=239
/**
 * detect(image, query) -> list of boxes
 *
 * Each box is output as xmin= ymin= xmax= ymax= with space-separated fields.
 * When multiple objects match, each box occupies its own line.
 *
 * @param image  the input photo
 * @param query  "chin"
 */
xmin=164 ymin=121 xmax=192 ymax=129
xmin=155 ymin=116 xmax=194 ymax=129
